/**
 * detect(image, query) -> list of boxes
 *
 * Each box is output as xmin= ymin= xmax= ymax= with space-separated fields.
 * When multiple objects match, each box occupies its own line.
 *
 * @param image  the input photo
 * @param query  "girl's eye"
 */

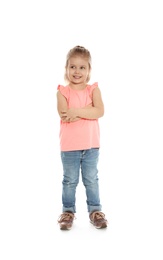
xmin=70 ymin=66 xmax=76 ymax=69
xmin=81 ymin=66 xmax=85 ymax=69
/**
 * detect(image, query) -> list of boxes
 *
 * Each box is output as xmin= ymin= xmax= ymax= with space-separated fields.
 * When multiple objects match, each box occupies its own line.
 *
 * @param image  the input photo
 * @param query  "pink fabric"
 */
xmin=57 ymin=82 xmax=100 ymax=151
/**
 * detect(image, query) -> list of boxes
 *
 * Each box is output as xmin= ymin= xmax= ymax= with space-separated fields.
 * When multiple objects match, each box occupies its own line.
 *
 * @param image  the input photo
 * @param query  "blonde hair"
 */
xmin=64 ymin=45 xmax=92 ymax=83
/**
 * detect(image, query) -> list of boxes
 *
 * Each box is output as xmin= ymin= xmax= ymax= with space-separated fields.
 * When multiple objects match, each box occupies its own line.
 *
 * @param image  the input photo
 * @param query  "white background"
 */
xmin=0 ymin=0 xmax=163 ymax=259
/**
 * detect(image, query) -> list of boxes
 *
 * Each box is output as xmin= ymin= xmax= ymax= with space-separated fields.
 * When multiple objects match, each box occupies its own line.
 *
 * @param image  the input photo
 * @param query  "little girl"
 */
xmin=57 ymin=45 xmax=108 ymax=230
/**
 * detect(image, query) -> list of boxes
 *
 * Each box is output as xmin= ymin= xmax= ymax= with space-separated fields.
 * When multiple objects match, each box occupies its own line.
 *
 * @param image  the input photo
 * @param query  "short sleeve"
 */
xmin=87 ymin=82 xmax=98 ymax=96
xmin=57 ymin=85 xmax=69 ymax=99
xmin=91 ymin=82 xmax=98 ymax=90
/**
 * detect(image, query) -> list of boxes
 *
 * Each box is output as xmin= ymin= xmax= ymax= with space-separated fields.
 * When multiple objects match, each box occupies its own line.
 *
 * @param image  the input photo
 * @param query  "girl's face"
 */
xmin=66 ymin=56 xmax=90 ymax=85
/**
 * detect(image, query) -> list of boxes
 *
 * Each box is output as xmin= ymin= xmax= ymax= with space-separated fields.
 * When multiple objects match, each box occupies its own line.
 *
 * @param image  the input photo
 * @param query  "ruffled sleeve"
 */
xmin=57 ymin=85 xmax=69 ymax=99
xmin=87 ymin=82 xmax=98 ymax=96
xmin=91 ymin=82 xmax=98 ymax=90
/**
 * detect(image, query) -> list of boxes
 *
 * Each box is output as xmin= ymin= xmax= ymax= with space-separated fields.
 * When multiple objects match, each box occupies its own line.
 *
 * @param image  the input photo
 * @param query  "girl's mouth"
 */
xmin=73 ymin=76 xmax=81 ymax=79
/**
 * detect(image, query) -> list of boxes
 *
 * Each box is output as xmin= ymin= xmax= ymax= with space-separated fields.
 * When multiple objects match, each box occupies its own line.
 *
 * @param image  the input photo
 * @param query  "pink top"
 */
xmin=57 ymin=82 xmax=100 ymax=151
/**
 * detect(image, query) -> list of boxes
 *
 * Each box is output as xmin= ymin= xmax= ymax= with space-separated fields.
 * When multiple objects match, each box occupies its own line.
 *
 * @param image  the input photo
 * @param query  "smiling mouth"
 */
xmin=73 ymin=76 xmax=81 ymax=79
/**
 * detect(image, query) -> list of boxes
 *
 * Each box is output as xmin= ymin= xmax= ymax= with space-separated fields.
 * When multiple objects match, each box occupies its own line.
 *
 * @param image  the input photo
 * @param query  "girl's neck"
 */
xmin=69 ymin=82 xmax=87 ymax=90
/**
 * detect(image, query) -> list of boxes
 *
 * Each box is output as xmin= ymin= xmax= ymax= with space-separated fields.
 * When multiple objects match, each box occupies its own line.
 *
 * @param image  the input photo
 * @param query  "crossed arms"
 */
xmin=57 ymin=87 xmax=104 ymax=123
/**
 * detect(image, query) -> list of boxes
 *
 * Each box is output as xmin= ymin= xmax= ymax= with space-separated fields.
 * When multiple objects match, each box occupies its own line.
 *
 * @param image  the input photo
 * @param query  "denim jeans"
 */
xmin=61 ymin=148 xmax=102 ymax=213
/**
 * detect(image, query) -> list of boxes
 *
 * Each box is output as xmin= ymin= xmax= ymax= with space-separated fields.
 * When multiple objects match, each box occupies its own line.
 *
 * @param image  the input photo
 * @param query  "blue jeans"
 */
xmin=61 ymin=148 xmax=102 ymax=213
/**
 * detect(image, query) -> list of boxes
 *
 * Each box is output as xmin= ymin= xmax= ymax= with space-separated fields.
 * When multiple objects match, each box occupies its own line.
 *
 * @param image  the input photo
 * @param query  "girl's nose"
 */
xmin=75 ymin=67 xmax=80 ymax=73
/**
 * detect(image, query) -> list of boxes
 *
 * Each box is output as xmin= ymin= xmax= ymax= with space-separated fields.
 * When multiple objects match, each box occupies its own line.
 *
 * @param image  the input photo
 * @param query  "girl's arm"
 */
xmin=57 ymin=90 xmax=81 ymax=122
xmin=62 ymin=87 xmax=104 ymax=121
xmin=57 ymin=90 xmax=67 ymax=116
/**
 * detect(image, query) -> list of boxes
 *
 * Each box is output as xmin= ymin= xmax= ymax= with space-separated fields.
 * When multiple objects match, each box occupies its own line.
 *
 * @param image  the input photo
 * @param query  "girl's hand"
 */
xmin=61 ymin=108 xmax=79 ymax=122
xmin=61 ymin=103 xmax=93 ymax=122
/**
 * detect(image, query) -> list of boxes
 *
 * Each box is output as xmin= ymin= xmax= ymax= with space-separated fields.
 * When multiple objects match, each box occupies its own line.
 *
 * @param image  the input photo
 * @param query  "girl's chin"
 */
xmin=73 ymin=78 xmax=81 ymax=81
xmin=72 ymin=80 xmax=82 ymax=84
